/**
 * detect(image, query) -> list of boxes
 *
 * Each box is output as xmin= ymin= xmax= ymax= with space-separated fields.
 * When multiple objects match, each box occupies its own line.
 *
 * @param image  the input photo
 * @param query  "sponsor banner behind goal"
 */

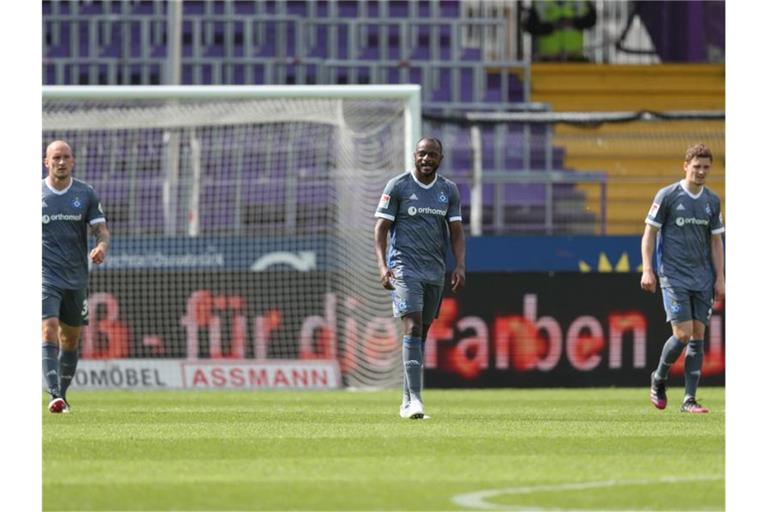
xmin=52 ymin=359 xmax=341 ymax=390
xmin=80 ymin=271 xmax=724 ymax=388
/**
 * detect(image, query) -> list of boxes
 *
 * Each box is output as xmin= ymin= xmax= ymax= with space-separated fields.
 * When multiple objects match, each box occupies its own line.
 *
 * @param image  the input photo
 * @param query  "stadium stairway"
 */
xmin=529 ymin=63 xmax=725 ymax=235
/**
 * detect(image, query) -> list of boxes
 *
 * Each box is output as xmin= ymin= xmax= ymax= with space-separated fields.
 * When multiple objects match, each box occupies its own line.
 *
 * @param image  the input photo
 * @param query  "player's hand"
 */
xmin=451 ymin=266 xmax=465 ymax=292
xmin=640 ymin=269 xmax=656 ymax=293
xmin=90 ymin=245 xmax=107 ymax=265
xmin=379 ymin=267 xmax=395 ymax=290
xmin=714 ymin=277 xmax=725 ymax=302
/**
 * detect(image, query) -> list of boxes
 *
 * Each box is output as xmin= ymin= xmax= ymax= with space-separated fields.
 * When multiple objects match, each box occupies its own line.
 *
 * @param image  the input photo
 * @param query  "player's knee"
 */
xmin=405 ymin=325 xmax=423 ymax=339
xmin=42 ymin=319 xmax=59 ymax=342
xmin=58 ymin=325 xmax=82 ymax=350
xmin=675 ymin=332 xmax=693 ymax=344
xmin=59 ymin=336 xmax=80 ymax=351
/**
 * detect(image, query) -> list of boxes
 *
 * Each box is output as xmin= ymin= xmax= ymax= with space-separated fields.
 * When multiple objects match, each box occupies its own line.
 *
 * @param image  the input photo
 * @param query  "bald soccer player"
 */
xmin=42 ymin=140 xmax=110 ymax=413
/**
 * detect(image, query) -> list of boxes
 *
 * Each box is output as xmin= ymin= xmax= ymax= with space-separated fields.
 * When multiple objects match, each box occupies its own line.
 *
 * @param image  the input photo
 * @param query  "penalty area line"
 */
xmin=451 ymin=475 xmax=723 ymax=511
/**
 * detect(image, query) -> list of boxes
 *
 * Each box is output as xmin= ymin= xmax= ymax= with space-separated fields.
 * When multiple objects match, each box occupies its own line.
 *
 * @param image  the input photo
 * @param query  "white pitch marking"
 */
xmin=452 ymin=475 xmax=723 ymax=511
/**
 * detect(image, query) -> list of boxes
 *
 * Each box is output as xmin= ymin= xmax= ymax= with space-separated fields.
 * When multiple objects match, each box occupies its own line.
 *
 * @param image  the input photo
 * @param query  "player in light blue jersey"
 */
xmin=42 ymin=141 xmax=110 ymax=413
xmin=374 ymin=137 xmax=466 ymax=419
xmin=641 ymin=143 xmax=724 ymax=414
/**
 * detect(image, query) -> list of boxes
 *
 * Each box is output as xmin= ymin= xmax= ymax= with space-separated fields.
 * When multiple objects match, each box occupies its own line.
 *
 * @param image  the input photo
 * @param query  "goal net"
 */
xmin=42 ymin=85 xmax=421 ymax=390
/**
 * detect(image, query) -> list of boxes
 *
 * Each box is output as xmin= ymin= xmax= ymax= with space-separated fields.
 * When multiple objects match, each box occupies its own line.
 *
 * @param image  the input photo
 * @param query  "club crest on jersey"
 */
xmin=73 ymin=197 xmax=82 ymax=208
xmin=705 ymin=203 xmax=712 ymax=216
xmin=438 ymin=191 xmax=448 ymax=203
xmin=648 ymin=202 xmax=660 ymax=218
xmin=378 ymin=194 xmax=390 ymax=209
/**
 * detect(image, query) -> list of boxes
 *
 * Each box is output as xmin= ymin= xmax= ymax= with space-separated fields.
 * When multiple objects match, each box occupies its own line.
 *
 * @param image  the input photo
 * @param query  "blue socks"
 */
xmin=59 ymin=349 xmax=79 ymax=399
xmin=654 ymin=336 xmax=686 ymax=380
xmin=402 ymin=336 xmax=423 ymax=402
xmin=684 ymin=340 xmax=704 ymax=399
xmin=42 ymin=343 xmax=61 ymax=397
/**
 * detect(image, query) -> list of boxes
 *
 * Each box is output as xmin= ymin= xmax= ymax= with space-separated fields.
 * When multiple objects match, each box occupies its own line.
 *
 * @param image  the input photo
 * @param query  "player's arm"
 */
xmin=640 ymin=223 xmax=658 ymax=293
xmin=89 ymin=221 xmax=110 ymax=265
xmin=449 ymin=220 xmax=465 ymax=292
xmin=373 ymin=218 xmax=394 ymax=290
xmin=711 ymin=233 xmax=725 ymax=301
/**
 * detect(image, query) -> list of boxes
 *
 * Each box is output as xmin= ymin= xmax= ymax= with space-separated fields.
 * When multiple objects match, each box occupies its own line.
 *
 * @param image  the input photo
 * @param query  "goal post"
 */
xmin=42 ymin=85 xmax=421 ymax=390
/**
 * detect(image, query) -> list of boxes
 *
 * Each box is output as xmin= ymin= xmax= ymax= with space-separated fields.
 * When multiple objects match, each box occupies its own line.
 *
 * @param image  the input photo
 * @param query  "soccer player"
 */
xmin=641 ymin=143 xmax=725 ymax=414
xmin=374 ymin=137 xmax=466 ymax=419
xmin=42 ymin=140 xmax=110 ymax=413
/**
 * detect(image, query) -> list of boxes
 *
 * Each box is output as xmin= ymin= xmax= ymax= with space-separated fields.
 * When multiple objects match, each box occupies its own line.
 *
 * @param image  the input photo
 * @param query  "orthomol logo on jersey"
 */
xmin=42 ymin=213 xmax=83 ymax=224
xmin=407 ymin=206 xmax=448 ymax=216
xmin=675 ymin=217 xmax=709 ymax=227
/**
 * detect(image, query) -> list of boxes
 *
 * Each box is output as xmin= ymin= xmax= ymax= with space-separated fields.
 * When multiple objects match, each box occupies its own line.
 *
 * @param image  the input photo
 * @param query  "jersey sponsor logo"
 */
xmin=675 ymin=217 xmax=709 ymax=227
xmin=408 ymin=206 xmax=448 ymax=216
xmin=648 ymin=202 xmax=660 ymax=218
xmin=438 ymin=191 xmax=448 ymax=203
xmin=378 ymin=194 xmax=390 ymax=209
xmin=42 ymin=213 xmax=83 ymax=224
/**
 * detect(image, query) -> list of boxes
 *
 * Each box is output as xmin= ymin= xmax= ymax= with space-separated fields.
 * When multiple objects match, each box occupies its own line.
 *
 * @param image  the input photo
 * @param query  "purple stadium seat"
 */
xmin=287 ymin=1 xmax=308 ymax=16
xmin=460 ymin=47 xmax=481 ymax=61
xmin=233 ymin=1 xmax=257 ymax=16
xmin=338 ymin=0 xmax=358 ymax=18
xmin=388 ymin=1 xmax=409 ymax=18
xmin=459 ymin=67 xmax=474 ymax=103
xmin=440 ymin=0 xmax=460 ymax=18
xmin=77 ymin=1 xmax=103 ymax=15
xmin=136 ymin=181 xmax=165 ymax=233
xmin=183 ymin=1 xmax=205 ymax=15
xmin=132 ymin=1 xmax=157 ymax=15
xmin=44 ymin=63 xmax=56 ymax=84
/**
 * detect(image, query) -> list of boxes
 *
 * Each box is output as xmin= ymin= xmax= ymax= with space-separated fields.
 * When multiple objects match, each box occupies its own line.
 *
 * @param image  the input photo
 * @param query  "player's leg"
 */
xmin=58 ymin=323 xmax=81 ymax=411
xmin=391 ymin=278 xmax=426 ymax=418
xmin=680 ymin=292 xmax=714 ymax=413
xmin=419 ymin=283 xmax=444 ymax=410
xmin=42 ymin=284 xmax=65 ymax=412
xmin=650 ymin=287 xmax=692 ymax=409
xmin=57 ymin=289 xmax=88 ymax=409
xmin=401 ymin=312 xmax=425 ymax=418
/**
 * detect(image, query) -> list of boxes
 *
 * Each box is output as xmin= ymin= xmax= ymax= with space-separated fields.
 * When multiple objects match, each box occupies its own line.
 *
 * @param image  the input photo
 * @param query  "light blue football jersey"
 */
xmin=645 ymin=180 xmax=724 ymax=291
xmin=42 ymin=178 xmax=106 ymax=289
xmin=375 ymin=171 xmax=462 ymax=284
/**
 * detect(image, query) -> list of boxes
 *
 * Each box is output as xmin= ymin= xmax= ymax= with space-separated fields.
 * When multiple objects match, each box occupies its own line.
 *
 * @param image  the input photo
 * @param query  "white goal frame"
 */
xmin=43 ymin=84 xmax=422 ymax=172
xmin=42 ymin=84 xmax=422 ymax=390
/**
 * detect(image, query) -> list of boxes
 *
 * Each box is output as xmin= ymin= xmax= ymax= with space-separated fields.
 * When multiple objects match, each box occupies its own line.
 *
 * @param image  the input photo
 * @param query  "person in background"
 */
xmin=524 ymin=0 xmax=597 ymax=62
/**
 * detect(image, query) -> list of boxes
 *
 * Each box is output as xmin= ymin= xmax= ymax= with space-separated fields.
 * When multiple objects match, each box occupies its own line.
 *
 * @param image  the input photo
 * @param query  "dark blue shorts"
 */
xmin=661 ymin=287 xmax=714 ymax=326
xmin=390 ymin=278 xmax=444 ymax=324
xmin=42 ymin=284 xmax=89 ymax=326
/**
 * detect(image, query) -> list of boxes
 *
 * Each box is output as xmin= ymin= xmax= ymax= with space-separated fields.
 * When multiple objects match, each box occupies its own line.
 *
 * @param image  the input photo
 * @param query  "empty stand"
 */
xmin=42 ymin=0 xmax=607 ymax=235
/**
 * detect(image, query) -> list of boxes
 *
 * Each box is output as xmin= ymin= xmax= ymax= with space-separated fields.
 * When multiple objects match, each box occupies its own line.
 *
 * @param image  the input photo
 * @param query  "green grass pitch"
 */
xmin=43 ymin=388 xmax=724 ymax=511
